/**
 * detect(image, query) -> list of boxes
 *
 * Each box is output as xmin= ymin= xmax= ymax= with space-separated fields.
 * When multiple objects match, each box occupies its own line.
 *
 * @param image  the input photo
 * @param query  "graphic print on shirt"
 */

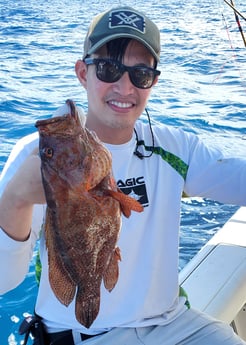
xmin=117 ymin=176 xmax=148 ymax=207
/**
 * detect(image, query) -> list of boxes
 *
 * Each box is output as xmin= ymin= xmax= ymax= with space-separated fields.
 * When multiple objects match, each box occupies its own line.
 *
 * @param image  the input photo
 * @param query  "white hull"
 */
xmin=180 ymin=206 xmax=246 ymax=340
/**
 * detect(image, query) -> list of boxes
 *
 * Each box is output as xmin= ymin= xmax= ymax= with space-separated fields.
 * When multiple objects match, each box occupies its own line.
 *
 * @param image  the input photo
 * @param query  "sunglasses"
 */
xmin=84 ymin=58 xmax=161 ymax=89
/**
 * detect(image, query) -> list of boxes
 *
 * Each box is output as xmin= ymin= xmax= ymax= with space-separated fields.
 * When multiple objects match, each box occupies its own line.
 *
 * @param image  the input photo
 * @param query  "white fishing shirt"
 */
xmin=1 ymin=108 xmax=246 ymax=334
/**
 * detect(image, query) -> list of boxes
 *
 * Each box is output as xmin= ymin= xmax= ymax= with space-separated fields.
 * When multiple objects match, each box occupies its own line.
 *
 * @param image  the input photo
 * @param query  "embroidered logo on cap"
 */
xmin=109 ymin=9 xmax=146 ymax=33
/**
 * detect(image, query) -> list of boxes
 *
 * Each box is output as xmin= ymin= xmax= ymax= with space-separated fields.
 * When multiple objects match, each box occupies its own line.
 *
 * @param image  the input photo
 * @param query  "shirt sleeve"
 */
xmin=0 ymin=132 xmax=44 ymax=294
xmin=0 ymin=132 xmax=39 ymax=197
xmin=0 ymin=226 xmax=33 ymax=294
xmin=184 ymin=136 xmax=246 ymax=205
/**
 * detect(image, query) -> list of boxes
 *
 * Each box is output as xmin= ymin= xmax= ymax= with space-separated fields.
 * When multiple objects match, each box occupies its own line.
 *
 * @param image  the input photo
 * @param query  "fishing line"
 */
xmin=212 ymin=13 xmax=236 ymax=83
xmin=222 ymin=12 xmax=236 ymax=51
xmin=213 ymin=10 xmax=246 ymax=92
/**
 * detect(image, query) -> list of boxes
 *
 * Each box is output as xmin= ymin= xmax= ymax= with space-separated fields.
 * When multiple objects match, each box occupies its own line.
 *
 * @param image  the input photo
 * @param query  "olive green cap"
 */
xmin=83 ymin=6 xmax=160 ymax=62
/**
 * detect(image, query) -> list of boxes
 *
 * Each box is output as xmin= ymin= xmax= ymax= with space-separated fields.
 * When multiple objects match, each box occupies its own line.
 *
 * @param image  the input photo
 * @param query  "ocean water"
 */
xmin=0 ymin=0 xmax=246 ymax=343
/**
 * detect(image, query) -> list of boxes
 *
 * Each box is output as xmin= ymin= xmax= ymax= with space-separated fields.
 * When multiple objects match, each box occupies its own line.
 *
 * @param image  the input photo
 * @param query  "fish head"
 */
xmin=36 ymin=112 xmax=89 ymax=190
xmin=35 ymin=101 xmax=113 ymax=195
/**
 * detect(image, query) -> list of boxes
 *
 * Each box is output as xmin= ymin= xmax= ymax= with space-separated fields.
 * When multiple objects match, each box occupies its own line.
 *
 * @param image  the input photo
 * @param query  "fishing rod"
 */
xmin=223 ymin=0 xmax=246 ymax=22
xmin=223 ymin=0 xmax=246 ymax=47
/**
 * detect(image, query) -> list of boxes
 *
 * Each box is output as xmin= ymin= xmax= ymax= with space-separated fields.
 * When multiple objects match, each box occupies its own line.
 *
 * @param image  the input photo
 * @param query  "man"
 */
xmin=0 ymin=5 xmax=246 ymax=345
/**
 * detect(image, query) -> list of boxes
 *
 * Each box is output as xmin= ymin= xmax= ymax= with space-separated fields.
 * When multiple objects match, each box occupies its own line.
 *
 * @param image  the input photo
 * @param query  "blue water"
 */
xmin=1 ymin=0 xmax=246 ymax=343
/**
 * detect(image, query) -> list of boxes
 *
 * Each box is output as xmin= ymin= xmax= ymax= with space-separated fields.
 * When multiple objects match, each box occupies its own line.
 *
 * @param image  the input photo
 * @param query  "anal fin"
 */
xmin=103 ymin=247 xmax=121 ymax=292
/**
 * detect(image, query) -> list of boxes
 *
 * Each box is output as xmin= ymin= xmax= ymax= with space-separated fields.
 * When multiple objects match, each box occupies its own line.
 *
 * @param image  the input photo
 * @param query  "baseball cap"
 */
xmin=83 ymin=6 xmax=160 ymax=62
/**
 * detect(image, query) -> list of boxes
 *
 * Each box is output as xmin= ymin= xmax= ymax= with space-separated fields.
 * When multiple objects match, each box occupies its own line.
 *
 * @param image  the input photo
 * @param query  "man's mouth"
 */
xmin=108 ymin=100 xmax=134 ymax=109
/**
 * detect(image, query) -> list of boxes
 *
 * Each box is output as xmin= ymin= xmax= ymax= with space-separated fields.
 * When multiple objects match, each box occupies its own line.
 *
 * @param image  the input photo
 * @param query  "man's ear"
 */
xmin=75 ymin=60 xmax=87 ymax=88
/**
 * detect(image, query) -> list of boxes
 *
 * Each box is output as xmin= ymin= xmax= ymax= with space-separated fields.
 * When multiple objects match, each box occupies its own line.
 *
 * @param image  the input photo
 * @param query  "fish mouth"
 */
xmin=36 ymin=115 xmax=68 ymax=128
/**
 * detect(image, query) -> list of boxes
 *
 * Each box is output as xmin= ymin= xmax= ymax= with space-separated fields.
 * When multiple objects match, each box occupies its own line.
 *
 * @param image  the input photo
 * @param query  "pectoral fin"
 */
xmin=107 ymin=189 xmax=143 ymax=217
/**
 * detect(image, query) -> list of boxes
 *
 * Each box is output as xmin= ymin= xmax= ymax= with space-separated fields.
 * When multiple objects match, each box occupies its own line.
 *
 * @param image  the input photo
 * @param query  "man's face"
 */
xmin=76 ymin=39 xmax=158 ymax=143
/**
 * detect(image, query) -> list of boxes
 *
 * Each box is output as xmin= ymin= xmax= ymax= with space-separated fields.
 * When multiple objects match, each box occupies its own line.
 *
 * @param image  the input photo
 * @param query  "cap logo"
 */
xmin=109 ymin=10 xmax=145 ymax=33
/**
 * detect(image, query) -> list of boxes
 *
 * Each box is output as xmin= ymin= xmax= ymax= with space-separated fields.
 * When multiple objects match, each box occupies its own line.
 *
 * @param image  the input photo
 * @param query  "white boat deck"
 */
xmin=180 ymin=206 xmax=246 ymax=340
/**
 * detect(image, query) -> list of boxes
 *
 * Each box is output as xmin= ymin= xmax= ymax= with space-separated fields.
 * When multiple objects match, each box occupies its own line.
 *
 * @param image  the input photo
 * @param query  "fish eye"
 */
xmin=43 ymin=147 xmax=53 ymax=158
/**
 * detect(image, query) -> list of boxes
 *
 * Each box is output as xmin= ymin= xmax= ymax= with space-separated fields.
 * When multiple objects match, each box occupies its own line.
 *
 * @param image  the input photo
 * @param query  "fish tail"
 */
xmin=107 ymin=189 xmax=144 ymax=218
xmin=75 ymin=287 xmax=100 ymax=328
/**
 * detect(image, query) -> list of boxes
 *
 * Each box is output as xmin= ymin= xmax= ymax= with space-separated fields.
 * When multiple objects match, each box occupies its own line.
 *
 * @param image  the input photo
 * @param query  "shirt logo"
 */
xmin=117 ymin=176 xmax=149 ymax=207
xmin=109 ymin=10 xmax=146 ymax=33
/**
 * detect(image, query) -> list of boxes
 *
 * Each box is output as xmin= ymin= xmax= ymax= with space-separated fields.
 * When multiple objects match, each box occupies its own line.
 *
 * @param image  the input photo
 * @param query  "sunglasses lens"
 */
xmin=96 ymin=60 xmax=122 ymax=83
xmin=89 ymin=59 xmax=159 ymax=89
xmin=130 ymin=67 xmax=155 ymax=89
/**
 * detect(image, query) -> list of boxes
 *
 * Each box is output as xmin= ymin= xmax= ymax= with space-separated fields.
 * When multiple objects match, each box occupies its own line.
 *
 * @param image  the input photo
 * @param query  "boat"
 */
xmin=179 ymin=206 xmax=246 ymax=340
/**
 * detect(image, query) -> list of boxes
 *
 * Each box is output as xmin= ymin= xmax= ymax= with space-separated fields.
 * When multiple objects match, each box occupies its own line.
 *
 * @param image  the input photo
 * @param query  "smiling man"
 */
xmin=0 ymin=6 xmax=246 ymax=345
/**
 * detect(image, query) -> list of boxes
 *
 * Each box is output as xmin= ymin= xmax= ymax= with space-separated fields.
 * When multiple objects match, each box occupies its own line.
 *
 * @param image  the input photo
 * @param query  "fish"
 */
xmin=35 ymin=100 xmax=143 ymax=328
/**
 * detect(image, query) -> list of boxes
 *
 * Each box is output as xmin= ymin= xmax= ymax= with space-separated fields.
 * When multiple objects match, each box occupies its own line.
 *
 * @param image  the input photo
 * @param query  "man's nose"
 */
xmin=113 ymin=71 xmax=134 ymax=94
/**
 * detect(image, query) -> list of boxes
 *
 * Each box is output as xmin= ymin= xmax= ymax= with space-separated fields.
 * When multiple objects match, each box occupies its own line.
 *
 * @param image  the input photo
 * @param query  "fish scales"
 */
xmin=35 ymin=100 xmax=143 ymax=328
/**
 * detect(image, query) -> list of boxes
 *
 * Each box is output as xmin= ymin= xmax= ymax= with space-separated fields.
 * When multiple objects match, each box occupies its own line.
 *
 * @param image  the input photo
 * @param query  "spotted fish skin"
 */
xmin=35 ymin=100 xmax=143 ymax=328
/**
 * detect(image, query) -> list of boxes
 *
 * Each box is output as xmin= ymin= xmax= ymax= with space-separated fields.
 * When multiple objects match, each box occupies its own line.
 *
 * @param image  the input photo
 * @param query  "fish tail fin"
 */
xmin=75 ymin=287 xmax=100 ymax=329
xmin=107 ymin=189 xmax=144 ymax=218
xmin=103 ymin=247 xmax=121 ymax=292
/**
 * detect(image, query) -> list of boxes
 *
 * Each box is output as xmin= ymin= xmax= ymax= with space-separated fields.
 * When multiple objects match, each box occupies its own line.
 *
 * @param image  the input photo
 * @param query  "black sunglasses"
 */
xmin=84 ymin=58 xmax=161 ymax=89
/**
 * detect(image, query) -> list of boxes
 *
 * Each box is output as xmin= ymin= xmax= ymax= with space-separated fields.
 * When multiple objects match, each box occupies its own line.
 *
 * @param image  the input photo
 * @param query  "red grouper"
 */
xmin=35 ymin=100 xmax=143 ymax=328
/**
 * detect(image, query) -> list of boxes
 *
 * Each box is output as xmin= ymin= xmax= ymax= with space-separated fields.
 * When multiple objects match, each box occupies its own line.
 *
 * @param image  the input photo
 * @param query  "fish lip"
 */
xmin=35 ymin=115 xmax=69 ymax=129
